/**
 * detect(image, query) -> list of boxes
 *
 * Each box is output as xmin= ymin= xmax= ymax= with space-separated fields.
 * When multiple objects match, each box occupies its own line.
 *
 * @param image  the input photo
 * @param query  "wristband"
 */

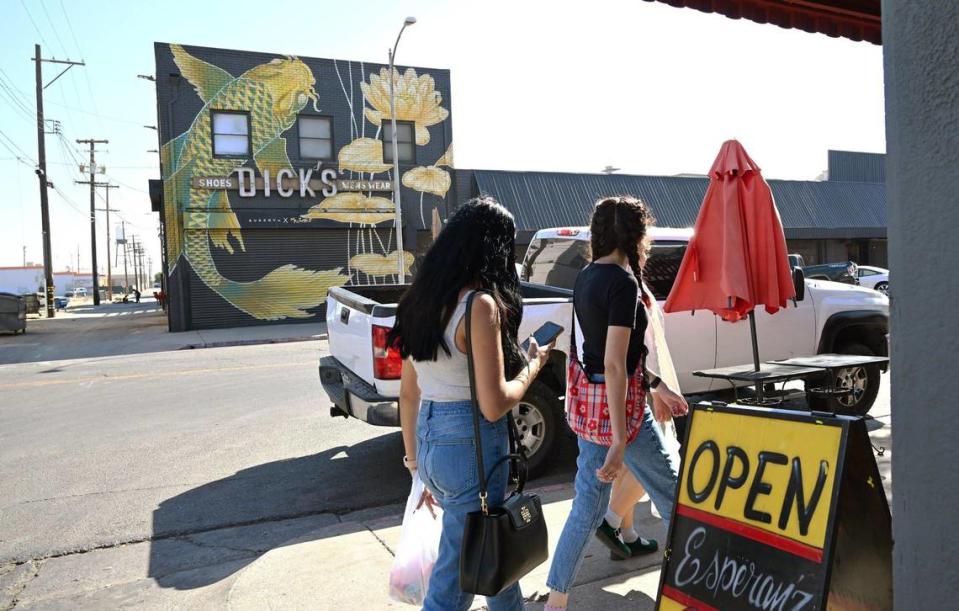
xmin=649 ymin=375 xmax=662 ymax=390
xmin=403 ymin=455 xmax=417 ymax=468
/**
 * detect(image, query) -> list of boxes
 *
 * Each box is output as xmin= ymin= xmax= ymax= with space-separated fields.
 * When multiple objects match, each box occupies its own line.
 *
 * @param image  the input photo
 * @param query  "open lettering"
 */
xmin=686 ymin=440 xmax=830 ymax=536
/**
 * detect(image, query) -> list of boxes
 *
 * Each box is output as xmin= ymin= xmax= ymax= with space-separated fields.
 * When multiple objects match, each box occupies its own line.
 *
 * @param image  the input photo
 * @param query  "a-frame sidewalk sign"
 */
xmin=656 ymin=402 xmax=892 ymax=611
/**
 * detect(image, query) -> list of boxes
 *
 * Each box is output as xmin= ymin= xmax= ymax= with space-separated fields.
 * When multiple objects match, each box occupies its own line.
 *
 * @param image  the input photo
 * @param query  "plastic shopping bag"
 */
xmin=389 ymin=473 xmax=443 ymax=606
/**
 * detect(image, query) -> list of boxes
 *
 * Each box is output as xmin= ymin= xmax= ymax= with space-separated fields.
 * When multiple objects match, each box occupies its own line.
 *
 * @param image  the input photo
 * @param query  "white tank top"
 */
xmin=412 ymin=293 xmax=473 ymax=402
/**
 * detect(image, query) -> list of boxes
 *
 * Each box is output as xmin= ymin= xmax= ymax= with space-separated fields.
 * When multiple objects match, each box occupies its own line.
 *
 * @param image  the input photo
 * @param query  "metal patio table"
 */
xmin=693 ymin=362 xmax=827 ymax=406
xmin=766 ymin=353 xmax=890 ymax=406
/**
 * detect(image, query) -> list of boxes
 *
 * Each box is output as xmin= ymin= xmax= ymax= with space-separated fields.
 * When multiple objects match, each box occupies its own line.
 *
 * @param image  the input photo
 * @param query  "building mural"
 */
xmin=155 ymin=43 xmax=453 ymax=330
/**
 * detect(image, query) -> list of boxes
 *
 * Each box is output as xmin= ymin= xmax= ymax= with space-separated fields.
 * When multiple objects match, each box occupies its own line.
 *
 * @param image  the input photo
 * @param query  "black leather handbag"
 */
xmin=459 ymin=291 xmax=549 ymax=597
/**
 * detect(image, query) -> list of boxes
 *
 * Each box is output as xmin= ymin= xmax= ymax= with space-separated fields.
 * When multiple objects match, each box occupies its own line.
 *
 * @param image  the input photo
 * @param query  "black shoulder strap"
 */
xmin=464 ymin=290 xmax=527 ymax=506
xmin=463 ymin=290 xmax=489 ymax=498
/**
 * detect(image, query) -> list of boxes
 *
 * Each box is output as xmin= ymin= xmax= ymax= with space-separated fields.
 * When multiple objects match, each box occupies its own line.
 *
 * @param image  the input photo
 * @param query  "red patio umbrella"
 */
xmin=664 ymin=140 xmax=795 ymax=381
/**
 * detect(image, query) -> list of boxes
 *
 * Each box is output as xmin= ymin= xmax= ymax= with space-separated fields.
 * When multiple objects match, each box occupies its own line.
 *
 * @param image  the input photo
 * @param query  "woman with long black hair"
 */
xmin=544 ymin=196 xmax=681 ymax=610
xmin=394 ymin=197 xmax=552 ymax=611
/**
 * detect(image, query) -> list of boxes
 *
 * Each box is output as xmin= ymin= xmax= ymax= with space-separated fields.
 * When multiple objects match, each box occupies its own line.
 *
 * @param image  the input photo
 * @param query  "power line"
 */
xmin=2 ymin=77 xmax=143 ymax=126
xmin=107 ymin=175 xmax=151 ymax=194
xmin=57 ymin=0 xmax=83 ymax=56
xmin=18 ymin=0 xmax=51 ymax=49
xmin=0 ymin=128 xmax=38 ymax=165
xmin=39 ymin=0 xmax=69 ymax=58
xmin=0 ymin=73 xmax=37 ymax=121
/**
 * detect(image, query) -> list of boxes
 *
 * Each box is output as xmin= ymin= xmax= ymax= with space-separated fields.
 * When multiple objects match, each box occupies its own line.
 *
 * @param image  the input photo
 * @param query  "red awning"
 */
xmin=644 ymin=0 xmax=881 ymax=44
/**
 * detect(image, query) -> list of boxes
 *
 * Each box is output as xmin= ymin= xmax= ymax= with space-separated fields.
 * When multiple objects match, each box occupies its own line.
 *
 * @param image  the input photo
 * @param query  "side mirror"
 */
xmin=792 ymin=267 xmax=806 ymax=302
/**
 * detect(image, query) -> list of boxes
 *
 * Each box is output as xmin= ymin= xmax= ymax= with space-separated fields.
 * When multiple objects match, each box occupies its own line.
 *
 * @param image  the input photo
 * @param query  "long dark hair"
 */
xmin=589 ymin=195 xmax=655 ymax=280
xmin=391 ymin=197 xmax=525 ymax=378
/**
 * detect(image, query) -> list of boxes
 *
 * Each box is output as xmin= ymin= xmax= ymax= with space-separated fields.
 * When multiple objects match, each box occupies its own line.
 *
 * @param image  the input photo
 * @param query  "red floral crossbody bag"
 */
xmin=565 ymin=312 xmax=646 ymax=446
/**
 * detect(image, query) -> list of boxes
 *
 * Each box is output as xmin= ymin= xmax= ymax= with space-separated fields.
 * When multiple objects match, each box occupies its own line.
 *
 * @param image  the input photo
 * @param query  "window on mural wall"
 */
xmin=212 ymin=111 xmax=250 ymax=157
xmin=298 ymin=116 xmax=334 ymax=160
xmin=382 ymin=121 xmax=415 ymax=163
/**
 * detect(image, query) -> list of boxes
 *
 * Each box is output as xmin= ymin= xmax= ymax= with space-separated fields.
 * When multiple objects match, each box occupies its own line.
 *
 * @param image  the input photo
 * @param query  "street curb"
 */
xmin=179 ymin=335 xmax=328 ymax=350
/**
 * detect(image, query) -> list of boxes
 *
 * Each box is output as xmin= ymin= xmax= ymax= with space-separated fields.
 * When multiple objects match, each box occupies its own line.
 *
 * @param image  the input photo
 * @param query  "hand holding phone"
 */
xmin=521 ymin=321 xmax=564 ymax=353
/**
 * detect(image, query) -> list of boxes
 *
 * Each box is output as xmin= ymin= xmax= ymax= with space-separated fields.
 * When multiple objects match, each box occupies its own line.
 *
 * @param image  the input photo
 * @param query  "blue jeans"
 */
xmin=416 ymin=399 xmax=525 ymax=611
xmin=546 ymin=408 xmax=680 ymax=593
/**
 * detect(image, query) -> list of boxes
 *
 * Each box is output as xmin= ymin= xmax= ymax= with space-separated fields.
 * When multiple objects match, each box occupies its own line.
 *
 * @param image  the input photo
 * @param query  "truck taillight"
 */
xmin=556 ymin=228 xmax=580 ymax=236
xmin=372 ymin=324 xmax=402 ymax=379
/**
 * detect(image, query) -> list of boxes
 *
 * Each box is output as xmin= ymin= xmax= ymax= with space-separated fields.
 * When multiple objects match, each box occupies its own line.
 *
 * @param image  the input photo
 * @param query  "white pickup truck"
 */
xmin=320 ymin=226 xmax=889 ymax=475
xmin=320 ymin=282 xmax=573 ymax=475
xmin=522 ymin=227 xmax=889 ymax=412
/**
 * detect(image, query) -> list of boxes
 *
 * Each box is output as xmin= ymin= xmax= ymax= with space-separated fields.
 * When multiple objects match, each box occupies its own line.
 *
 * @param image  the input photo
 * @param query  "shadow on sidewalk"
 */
xmin=148 ymin=429 xmax=578 ymax=591
xmin=148 ymin=432 xmax=407 ymax=589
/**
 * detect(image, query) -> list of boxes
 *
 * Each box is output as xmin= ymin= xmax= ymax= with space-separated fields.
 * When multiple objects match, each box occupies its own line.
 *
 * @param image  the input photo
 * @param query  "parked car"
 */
xmin=72 ymin=287 xmax=88 ymax=297
xmin=802 ymin=261 xmax=859 ymax=285
xmin=522 ymin=227 xmax=889 ymax=417
xmin=320 ymin=282 xmax=573 ymax=476
xmin=857 ymin=265 xmax=889 ymax=295
xmin=0 ymin=293 xmax=27 ymax=334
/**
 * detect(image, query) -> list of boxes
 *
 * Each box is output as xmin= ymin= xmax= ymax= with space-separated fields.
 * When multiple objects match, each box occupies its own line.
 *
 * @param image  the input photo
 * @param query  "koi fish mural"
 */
xmin=160 ymin=44 xmax=347 ymax=321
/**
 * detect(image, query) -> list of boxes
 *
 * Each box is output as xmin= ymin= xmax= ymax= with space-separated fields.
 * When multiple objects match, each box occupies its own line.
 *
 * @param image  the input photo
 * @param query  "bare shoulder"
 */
xmin=470 ymin=292 xmax=500 ymax=325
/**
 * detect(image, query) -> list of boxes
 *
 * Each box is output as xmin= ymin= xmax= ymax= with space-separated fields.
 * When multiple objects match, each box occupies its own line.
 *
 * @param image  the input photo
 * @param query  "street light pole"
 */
xmin=389 ymin=16 xmax=416 ymax=282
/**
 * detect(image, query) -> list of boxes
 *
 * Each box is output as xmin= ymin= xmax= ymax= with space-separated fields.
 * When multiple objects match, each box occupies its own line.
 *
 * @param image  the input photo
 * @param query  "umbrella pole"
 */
xmin=749 ymin=310 xmax=764 ymax=402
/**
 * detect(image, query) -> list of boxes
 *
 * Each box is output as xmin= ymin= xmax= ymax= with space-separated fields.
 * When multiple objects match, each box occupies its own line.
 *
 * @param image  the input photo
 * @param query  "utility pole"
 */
xmin=131 ymin=236 xmax=141 ymax=290
xmin=95 ymin=184 xmax=119 ymax=301
xmin=137 ymin=243 xmax=145 ymax=290
xmin=33 ymin=46 xmax=84 ymax=317
xmin=22 ymin=246 xmax=26 ymax=267
xmin=120 ymin=221 xmax=129 ymax=294
xmin=75 ymin=138 xmax=108 ymax=305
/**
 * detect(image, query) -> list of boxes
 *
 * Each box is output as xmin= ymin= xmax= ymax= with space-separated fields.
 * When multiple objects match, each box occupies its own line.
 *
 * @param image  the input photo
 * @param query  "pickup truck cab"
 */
xmin=321 ymin=282 xmax=573 ymax=475
xmin=522 ymin=227 xmax=889 ymax=415
xmin=802 ymin=261 xmax=859 ymax=285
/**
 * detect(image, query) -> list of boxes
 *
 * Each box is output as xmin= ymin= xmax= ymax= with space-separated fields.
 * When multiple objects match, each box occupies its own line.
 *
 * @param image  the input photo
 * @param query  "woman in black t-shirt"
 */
xmin=544 ymin=196 xmax=682 ymax=611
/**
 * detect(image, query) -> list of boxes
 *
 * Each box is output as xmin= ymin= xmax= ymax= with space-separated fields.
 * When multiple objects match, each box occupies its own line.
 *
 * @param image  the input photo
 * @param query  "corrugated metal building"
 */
xmin=457 ymin=150 xmax=887 ymax=267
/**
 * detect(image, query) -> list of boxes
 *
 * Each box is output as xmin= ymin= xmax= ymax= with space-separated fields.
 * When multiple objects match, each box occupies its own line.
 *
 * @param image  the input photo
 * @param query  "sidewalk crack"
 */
xmin=180 ymin=535 xmax=261 ymax=557
xmin=2 ymin=559 xmax=42 ymax=611
xmin=365 ymin=526 xmax=395 ymax=557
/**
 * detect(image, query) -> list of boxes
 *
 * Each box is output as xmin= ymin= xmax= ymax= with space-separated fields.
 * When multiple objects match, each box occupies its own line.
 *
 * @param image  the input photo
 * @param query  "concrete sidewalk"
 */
xmin=225 ymin=484 xmax=667 ymax=610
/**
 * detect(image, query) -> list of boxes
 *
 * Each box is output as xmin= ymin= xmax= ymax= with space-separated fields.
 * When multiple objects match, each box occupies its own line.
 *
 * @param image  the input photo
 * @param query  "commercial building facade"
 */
xmin=151 ymin=43 xmax=453 ymax=331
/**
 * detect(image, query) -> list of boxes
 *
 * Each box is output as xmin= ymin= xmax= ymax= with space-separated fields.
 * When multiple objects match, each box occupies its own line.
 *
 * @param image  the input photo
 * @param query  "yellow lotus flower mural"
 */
xmin=435 ymin=143 xmax=454 ymax=168
xmin=361 ymin=68 xmax=449 ymax=146
xmin=350 ymin=250 xmax=414 ymax=277
xmin=338 ymin=137 xmax=391 ymax=174
xmin=402 ymin=165 xmax=451 ymax=198
xmin=301 ymin=192 xmax=395 ymax=224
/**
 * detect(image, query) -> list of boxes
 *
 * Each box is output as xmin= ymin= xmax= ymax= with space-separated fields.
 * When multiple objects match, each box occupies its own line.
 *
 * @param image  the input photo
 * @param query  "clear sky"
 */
xmin=0 ymin=0 xmax=885 ymax=273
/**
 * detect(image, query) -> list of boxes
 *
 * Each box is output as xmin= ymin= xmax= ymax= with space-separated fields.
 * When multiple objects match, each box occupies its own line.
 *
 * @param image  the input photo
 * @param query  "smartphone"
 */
xmin=521 ymin=321 xmax=565 ymax=353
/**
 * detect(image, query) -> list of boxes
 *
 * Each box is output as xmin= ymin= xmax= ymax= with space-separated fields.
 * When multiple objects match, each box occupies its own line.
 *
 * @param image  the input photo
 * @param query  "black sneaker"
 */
xmin=594 ymin=519 xmax=632 ymax=560
xmin=610 ymin=537 xmax=659 ymax=561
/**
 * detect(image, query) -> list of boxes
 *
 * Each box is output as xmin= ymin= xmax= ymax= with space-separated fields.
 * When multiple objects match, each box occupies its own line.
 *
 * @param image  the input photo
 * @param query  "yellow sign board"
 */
xmin=657 ymin=403 xmax=893 ymax=611
xmin=679 ymin=408 xmax=842 ymax=549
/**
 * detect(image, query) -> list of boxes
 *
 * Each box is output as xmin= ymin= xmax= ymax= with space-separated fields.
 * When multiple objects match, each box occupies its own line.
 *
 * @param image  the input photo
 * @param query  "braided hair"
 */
xmin=588 ymin=196 xmax=655 ymax=280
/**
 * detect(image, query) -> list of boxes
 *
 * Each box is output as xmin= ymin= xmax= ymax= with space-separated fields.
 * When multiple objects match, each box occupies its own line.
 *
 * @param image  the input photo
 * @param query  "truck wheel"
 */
xmin=513 ymin=381 xmax=559 ymax=479
xmin=806 ymin=342 xmax=881 ymax=417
